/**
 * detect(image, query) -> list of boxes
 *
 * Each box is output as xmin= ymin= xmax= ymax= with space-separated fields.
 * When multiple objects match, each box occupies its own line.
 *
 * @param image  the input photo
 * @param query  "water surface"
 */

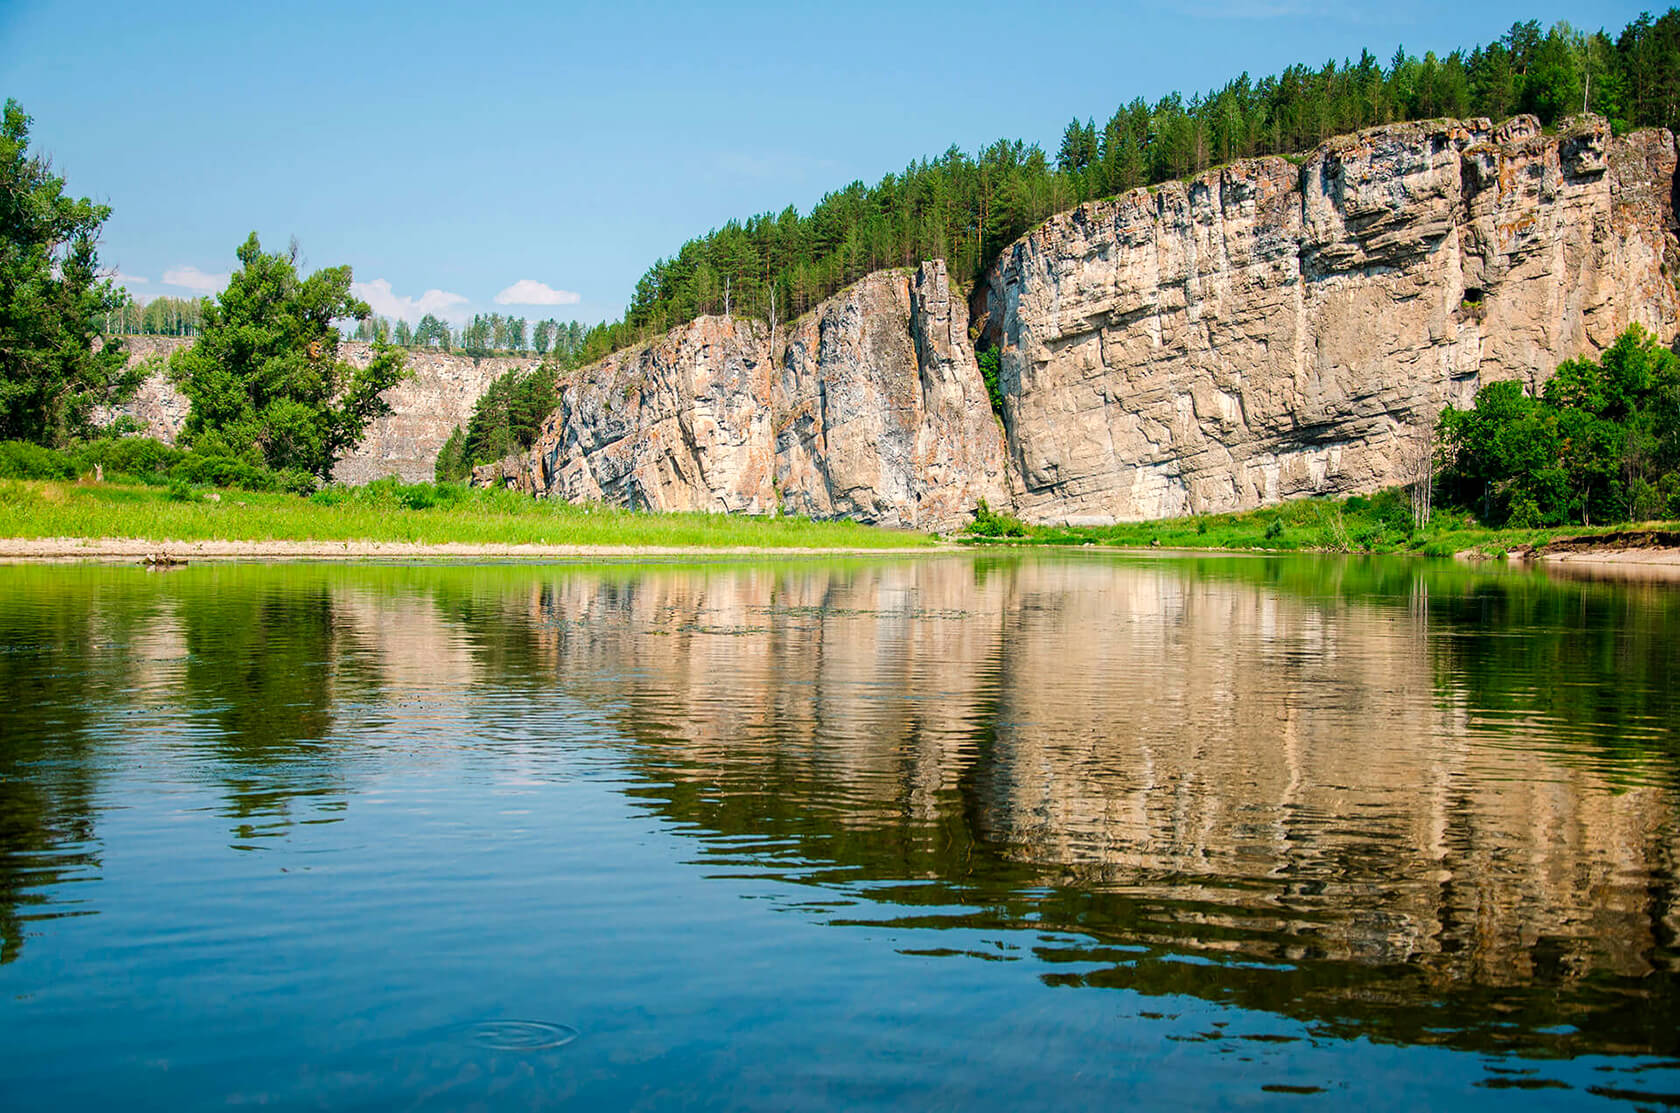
xmin=2 ymin=555 xmax=1677 ymax=1110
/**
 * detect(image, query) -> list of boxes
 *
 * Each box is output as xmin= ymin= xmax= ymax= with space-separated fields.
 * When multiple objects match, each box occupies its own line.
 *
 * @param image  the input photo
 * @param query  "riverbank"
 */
xmin=961 ymin=489 xmax=1680 ymax=564
xmin=0 ymin=478 xmax=939 ymax=558
xmin=0 ymin=537 xmax=948 ymax=563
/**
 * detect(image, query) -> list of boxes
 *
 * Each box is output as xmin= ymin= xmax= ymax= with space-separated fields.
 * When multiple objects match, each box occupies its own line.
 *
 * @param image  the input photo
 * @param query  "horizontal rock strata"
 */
xmin=980 ymin=114 xmax=1680 ymax=524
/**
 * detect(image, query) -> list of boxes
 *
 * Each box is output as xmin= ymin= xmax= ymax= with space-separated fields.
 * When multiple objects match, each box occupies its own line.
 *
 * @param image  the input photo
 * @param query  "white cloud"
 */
xmin=162 ymin=265 xmax=229 ymax=294
xmin=494 ymin=279 xmax=581 ymax=307
xmin=352 ymin=278 xmax=470 ymax=323
xmin=114 ymin=272 xmax=148 ymax=285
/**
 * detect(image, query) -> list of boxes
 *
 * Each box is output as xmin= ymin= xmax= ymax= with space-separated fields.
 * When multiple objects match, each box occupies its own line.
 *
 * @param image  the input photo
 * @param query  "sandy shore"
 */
xmin=0 ymin=536 xmax=952 ymax=563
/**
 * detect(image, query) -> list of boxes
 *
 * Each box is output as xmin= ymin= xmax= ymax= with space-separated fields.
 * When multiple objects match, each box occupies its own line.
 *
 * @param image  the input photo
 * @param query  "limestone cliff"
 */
xmin=980 ymin=114 xmax=1680 ymax=524
xmin=106 ymin=115 xmax=1677 ymax=528
xmin=511 ymin=261 xmax=1010 ymax=532
xmin=103 ymin=341 xmax=538 ymax=484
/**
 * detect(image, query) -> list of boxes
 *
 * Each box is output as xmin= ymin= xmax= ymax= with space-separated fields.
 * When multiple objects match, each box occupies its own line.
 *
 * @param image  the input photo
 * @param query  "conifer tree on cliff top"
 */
xmin=0 ymin=99 xmax=138 ymax=446
xmin=173 ymin=233 xmax=408 ymax=482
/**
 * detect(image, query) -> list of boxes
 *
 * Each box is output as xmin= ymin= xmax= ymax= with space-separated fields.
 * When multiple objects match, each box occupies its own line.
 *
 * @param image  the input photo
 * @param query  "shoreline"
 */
xmin=3 ymin=534 xmax=1676 ymax=569
xmin=0 ymin=536 xmax=956 ymax=564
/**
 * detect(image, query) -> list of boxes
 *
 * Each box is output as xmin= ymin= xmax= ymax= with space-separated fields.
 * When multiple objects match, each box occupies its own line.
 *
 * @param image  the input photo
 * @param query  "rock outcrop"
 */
xmin=980 ymin=114 xmax=1680 ymax=524
xmin=102 ymin=341 xmax=537 ymax=484
xmin=516 ymin=261 xmax=1010 ymax=532
xmin=330 ymin=346 xmax=536 ymax=485
xmin=106 ymin=115 xmax=1678 ymax=529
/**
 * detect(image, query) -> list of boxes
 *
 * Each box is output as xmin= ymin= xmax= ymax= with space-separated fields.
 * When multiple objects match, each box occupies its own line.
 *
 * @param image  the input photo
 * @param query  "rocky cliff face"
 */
xmin=330 ymin=345 xmax=536 ymax=485
xmin=496 ymin=114 xmax=1676 ymax=531
xmin=107 ymin=115 xmax=1676 ymax=528
xmin=514 ymin=261 xmax=1010 ymax=532
xmin=980 ymin=114 xmax=1680 ymax=524
xmin=102 ymin=341 xmax=537 ymax=484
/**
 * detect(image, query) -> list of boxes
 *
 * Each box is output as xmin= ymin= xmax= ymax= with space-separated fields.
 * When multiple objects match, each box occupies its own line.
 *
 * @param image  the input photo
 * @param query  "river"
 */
xmin=1 ymin=555 xmax=1676 ymax=1110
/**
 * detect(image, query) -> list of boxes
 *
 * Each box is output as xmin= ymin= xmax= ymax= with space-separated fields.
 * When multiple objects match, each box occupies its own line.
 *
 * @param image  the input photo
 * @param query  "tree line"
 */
xmin=344 ymin=312 xmax=590 ymax=359
xmin=564 ymin=11 xmax=1680 ymax=370
xmin=103 ymin=295 xmax=213 ymax=337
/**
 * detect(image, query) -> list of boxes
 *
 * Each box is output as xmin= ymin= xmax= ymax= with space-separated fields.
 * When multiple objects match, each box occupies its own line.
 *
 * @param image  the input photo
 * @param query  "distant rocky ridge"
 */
xmin=104 ymin=339 xmax=537 ymax=484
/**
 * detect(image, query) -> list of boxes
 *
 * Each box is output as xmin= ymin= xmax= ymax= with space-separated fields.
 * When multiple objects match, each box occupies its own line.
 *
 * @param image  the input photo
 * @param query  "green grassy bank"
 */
xmin=963 ymin=489 xmax=1678 ymax=557
xmin=0 ymin=477 xmax=936 ymax=551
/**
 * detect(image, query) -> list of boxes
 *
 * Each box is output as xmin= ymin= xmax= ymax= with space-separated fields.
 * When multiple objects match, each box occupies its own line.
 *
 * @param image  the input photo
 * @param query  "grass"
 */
xmin=963 ymin=488 xmax=1677 ymax=557
xmin=0 ymin=478 xmax=938 ymax=550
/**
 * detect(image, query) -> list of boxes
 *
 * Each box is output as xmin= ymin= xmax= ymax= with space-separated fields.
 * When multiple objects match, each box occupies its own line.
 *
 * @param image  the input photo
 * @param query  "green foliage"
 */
xmin=462 ymin=366 xmax=558 ymax=466
xmin=412 ymin=314 xmax=452 ymax=350
xmin=0 ymin=476 xmax=937 ymax=550
xmin=968 ymin=498 xmax=1028 ymax=538
xmin=434 ymin=426 xmax=469 ymax=483
xmin=103 ymin=294 xmax=213 ymax=337
xmin=1437 ymin=326 xmax=1680 ymax=526
xmin=956 ymin=480 xmax=1654 ymax=555
xmin=168 ymin=450 xmax=315 ymax=495
xmin=0 ymin=441 xmax=77 ymax=480
xmin=172 ymin=234 xmax=410 ymax=481
xmin=75 ymin=435 xmax=183 ymax=480
xmin=976 ymin=347 xmax=1005 ymax=415
xmin=0 ymin=100 xmax=139 ymax=446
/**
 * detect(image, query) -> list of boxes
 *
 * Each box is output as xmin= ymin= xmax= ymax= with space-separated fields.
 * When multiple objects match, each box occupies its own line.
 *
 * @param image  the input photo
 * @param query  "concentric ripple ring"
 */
xmin=470 ymin=1020 xmax=580 ymax=1051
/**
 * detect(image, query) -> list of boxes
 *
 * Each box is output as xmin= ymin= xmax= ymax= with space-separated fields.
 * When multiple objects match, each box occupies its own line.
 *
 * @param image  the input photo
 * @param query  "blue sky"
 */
xmin=0 ymin=0 xmax=1655 ymax=326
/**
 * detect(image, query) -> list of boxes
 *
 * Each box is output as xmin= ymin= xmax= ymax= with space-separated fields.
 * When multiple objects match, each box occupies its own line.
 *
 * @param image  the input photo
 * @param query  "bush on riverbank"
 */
xmin=1437 ymin=326 xmax=1680 ymax=527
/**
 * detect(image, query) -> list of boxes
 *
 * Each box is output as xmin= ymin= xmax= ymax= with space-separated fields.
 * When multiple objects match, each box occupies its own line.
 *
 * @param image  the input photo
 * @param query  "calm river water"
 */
xmin=1 ymin=555 xmax=1677 ymax=1110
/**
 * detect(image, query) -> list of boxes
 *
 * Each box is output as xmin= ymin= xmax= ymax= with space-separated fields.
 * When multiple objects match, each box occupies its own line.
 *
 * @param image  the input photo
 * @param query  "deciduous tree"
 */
xmin=173 ymin=233 xmax=408 ymax=482
xmin=0 ymin=99 xmax=138 ymax=445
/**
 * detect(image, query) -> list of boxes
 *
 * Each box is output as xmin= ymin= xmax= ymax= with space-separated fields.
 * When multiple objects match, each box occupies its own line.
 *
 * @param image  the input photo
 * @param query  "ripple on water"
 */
xmin=469 ymin=1020 xmax=580 ymax=1052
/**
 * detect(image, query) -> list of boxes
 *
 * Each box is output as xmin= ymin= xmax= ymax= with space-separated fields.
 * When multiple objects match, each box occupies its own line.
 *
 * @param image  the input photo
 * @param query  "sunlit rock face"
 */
xmin=981 ymin=115 xmax=1680 ymax=525
xmin=774 ymin=261 xmax=1011 ymax=529
xmin=105 ymin=116 xmax=1677 ymax=526
xmin=520 ymin=261 xmax=1010 ymax=532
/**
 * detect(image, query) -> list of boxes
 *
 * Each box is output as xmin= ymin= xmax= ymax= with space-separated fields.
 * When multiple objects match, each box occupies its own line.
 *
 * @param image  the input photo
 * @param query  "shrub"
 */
xmin=73 ymin=437 xmax=183 ymax=483
xmin=976 ymin=348 xmax=1005 ymax=416
xmin=168 ymin=451 xmax=313 ymax=494
xmin=968 ymin=497 xmax=1028 ymax=538
xmin=0 ymin=440 xmax=77 ymax=480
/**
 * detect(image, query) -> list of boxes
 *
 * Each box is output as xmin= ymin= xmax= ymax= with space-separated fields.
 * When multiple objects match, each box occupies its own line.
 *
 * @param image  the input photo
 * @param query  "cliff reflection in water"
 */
xmin=1 ymin=556 xmax=1676 ymax=1061
xmin=482 ymin=556 xmax=1680 ymax=1056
